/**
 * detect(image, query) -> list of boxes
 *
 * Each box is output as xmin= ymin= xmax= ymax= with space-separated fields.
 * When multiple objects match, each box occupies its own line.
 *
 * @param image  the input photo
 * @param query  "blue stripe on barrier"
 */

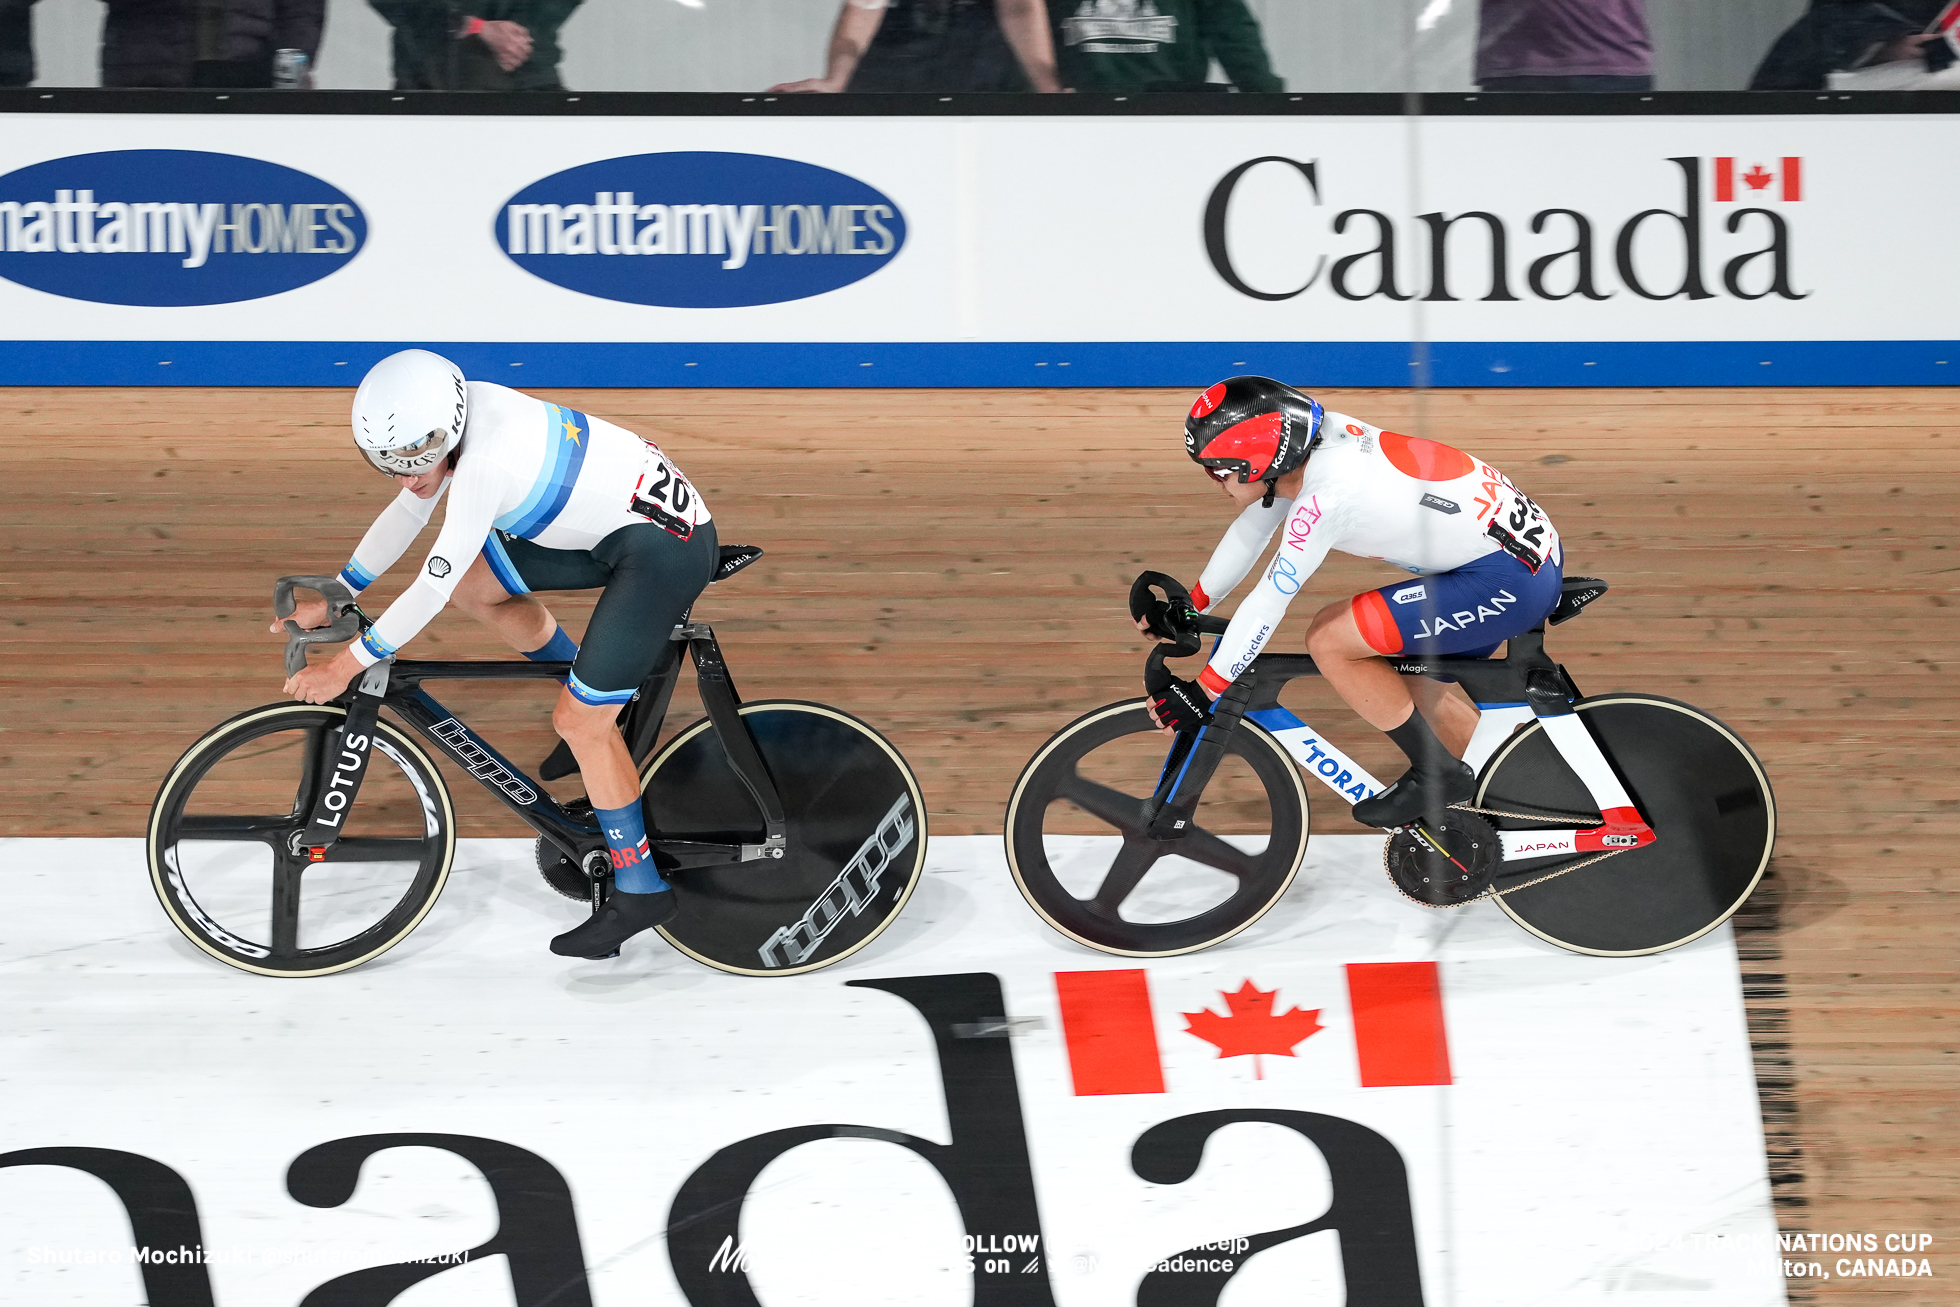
xmin=1 ymin=340 xmax=1955 ymax=388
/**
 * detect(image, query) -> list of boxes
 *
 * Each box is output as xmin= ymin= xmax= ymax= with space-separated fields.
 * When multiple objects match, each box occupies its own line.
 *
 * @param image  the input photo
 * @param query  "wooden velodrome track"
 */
xmin=2 ymin=384 xmax=1954 ymax=1299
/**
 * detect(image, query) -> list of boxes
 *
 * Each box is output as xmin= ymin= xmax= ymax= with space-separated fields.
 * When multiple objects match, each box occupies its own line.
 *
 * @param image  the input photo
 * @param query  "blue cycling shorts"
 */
xmin=1352 ymin=546 xmax=1563 ymax=659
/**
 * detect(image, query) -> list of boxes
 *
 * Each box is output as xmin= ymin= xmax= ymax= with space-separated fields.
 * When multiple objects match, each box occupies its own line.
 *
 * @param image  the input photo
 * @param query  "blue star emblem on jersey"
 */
xmin=497 ymin=402 xmax=594 ymax=540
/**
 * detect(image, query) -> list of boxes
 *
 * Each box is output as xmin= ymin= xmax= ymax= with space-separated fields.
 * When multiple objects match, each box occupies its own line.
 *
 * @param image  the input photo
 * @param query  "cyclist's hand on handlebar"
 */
xmin=284 ymin=647 xmax=361 ymax=705
xmin=1143 ymin=674 xmax=1215 ymax=735
xmin=270 ymin=596 xmax=332 ymax=634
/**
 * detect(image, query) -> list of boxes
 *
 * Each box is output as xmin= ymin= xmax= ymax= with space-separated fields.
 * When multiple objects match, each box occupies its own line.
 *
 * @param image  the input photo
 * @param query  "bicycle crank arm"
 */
xmin=654 ymin=834 xmax=787 ymax=872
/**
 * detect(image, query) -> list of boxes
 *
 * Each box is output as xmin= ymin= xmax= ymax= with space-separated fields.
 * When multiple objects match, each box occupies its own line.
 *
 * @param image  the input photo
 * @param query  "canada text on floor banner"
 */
xmin=1 ymin=835 xmax=1789 ymax=1305
xmin=0 ymin=113 xmax=1954 ymax=386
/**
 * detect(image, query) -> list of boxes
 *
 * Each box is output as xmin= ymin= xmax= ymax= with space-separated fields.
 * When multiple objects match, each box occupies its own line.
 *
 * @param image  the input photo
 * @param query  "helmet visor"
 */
xmin=363 ymin=428 xmax=450 ymax=476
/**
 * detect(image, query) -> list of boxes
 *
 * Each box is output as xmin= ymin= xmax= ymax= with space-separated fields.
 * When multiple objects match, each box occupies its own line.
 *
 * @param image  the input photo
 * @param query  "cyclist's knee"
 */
xmin=450 ymin=556 xmax=509 ymax=616
xmin=1306 ymin=602 xmax=1368 ymax=660
xmin=551 ymin=691 xmax=619 ymax=742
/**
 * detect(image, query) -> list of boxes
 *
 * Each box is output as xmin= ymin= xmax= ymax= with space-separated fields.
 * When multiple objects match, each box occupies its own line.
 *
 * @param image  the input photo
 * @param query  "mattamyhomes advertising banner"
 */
xmin=0 ymin=111 xmax=1954 ymax=386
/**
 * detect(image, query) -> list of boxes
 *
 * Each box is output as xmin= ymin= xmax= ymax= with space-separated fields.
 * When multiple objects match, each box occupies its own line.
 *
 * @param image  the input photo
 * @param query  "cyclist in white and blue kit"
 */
xmin=275 ymin=350 xmax=716 ymax=957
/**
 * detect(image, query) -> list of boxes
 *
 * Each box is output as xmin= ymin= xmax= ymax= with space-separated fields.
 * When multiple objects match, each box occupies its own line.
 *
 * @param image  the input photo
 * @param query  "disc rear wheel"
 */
xmin=1475 ymin=694 xmax=1775 ymax=956
xmin=639 ymin=700 xmax=926 ymax=976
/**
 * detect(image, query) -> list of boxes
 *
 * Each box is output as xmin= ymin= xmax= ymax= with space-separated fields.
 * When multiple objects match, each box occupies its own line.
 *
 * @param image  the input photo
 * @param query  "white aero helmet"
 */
xmin=352 ymin=349 xmax=468 ymax=476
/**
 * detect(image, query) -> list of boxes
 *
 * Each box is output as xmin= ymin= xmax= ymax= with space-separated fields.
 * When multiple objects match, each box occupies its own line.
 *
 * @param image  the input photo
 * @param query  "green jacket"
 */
xmin=370 ymin=0 xmax=582 ymax=91
xmin=1053 ymin=0 xmax=1282 ymax=93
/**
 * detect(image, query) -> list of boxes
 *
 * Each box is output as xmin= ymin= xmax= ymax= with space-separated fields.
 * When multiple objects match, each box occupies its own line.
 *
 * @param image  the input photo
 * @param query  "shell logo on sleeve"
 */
xmin=495 ymin=152 xmax=907 ymax=308
xmin=0 ymin=150 xmax=367 ymax=306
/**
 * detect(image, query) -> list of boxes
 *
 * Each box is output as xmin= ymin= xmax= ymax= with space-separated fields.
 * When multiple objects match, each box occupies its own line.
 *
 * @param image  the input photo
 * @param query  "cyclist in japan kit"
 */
xmin=272 ymin=350 xmax=718 ymax=957
xmin=1150 ymin=375 xmax=1565 ymax=830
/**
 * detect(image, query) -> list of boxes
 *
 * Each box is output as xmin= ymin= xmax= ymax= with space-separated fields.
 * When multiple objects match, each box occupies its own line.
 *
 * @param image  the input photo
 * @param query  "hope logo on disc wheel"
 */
xmin=1385 ymin=811 xmax=1497 ymax=908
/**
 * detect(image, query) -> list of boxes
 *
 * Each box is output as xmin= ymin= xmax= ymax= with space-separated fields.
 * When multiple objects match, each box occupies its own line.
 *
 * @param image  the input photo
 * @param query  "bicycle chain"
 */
xmin=1447 ymin=802 xmax=1626 ymax=903
xmin=1383 ymin=802 xmax=1627 ymax=909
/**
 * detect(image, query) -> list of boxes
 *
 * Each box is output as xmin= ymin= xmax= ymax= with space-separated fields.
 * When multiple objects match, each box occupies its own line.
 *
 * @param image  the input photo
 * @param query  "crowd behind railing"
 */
xmin=3 ymin=0 xmax=1958 ymax=95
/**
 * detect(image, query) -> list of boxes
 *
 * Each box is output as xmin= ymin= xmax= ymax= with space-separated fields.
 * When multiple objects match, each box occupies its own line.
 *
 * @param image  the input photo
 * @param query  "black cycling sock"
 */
xmin=1384 ymin=707 xmax=1456 ymax=775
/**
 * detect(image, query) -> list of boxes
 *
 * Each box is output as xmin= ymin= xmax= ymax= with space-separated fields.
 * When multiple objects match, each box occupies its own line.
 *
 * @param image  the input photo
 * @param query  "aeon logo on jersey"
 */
xmin=497 ymin=152 xmax=907 ymax=308
xmin=0 ymin=150 xmax=366 ymax=306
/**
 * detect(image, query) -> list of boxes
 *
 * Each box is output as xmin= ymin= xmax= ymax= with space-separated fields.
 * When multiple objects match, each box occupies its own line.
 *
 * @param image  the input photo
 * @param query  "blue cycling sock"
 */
xmin=596 ymin=801 xmax=668 ymax=894
xmin=524 ymin=624 xmax=579 ymax=663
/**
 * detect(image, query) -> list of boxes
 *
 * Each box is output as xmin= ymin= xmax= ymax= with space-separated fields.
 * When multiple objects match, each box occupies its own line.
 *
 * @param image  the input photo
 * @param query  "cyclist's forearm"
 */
xmin=1200 ymin=498 xmax=1335 ymax=694
xmin=1193 ymin=497 xmax=1289 ymax=611
xmin=340 ymin=486 xmax=440 ymax=595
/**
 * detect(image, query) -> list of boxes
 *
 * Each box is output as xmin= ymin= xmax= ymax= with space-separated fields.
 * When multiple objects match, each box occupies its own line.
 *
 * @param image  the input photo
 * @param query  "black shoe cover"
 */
xmin=540 ymin=738 xmax=580 ymax=781
xmin=1351 ymin=761 xmax=1478 ymax=830
xmin=550 ymin=888 xmax=678 ymax=958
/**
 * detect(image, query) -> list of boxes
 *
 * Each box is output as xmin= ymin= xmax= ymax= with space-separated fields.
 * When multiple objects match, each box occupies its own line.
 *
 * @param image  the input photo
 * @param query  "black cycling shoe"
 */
xmin=549 ymin=888 xmax=678 ymax=958
xmin=1351 ymin=760 xmax=1478 ymax=830
xmin=539 ymin=738 xmax=580 ymax=781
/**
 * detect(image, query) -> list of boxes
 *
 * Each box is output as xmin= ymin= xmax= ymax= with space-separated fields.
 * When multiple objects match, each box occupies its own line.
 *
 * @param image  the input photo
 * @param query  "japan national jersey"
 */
xmin=338 ymin=381 xmax=711 ymax=666
xmin=1193 ymin=412 xmax=1561 ymax=693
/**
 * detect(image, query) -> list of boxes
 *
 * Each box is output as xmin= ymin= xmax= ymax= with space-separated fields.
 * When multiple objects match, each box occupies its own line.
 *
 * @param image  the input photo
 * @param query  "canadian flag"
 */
xmin=1712 ymin=157 xmax=1802 ymax=203
xmin=1053 ymin=963 xmax=1453 ymax=1096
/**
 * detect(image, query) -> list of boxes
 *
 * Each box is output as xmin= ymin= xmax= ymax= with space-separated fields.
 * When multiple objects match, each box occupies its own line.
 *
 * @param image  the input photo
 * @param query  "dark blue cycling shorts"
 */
xmin=480 ymin=519 xmax=717 ymax=705
xmin=1352 ymin=546 xmax=1563 ymax=659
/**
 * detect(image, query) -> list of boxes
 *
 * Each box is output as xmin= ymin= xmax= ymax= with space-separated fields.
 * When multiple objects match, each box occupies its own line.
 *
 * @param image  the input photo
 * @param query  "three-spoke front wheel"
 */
xmin=147 ymin=703 xmax=456 ymax=977
xmin=1004 ymin=702 xmax=1309 ymax=956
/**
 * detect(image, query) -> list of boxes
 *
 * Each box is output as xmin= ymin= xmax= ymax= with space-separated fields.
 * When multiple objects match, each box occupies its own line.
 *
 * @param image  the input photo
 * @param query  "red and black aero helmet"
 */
xmin=1184 ymin=375 xmax=1324 ymax=488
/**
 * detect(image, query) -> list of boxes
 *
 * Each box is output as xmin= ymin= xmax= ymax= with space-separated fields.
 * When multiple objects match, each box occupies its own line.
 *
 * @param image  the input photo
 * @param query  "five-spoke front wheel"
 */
xmin=1004 ymin=701 xmax=1309 ymax=956
xmin=147 ymin=703 xmax=455 ymax=976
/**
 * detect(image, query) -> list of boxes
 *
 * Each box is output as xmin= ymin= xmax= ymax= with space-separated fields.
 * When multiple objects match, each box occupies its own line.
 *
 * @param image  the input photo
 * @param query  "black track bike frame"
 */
xmin=1141 ymin=617 xmax=1585 ymax=840
xmin=290 ymin=614 xmax=789 ymax=875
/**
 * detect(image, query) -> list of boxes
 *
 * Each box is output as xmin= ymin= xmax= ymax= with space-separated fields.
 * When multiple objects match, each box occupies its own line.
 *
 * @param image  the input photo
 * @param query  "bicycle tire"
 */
xmin=1475 ymin=693 xmax=1776 ymax=956
xmin=147 ymin=702 xmax=456 ymax=977
xmin=1004 ymin=701 xmax=1310 ymax=957
xmin=639 ymin=700 xmax=926 ymax=976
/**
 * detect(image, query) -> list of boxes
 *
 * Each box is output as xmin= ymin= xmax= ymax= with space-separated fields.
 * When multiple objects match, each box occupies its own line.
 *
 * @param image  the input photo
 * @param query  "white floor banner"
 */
xmin=0 ymin=835 xmax=1786 ymax=1306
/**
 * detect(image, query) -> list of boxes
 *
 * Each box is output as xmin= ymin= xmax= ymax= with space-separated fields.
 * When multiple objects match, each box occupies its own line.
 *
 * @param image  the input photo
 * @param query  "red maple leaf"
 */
xmin=1742 ymin=164 xmax=1774 ymax=191
xmin=1182 ymin=980 xmax=1324 ymax=1080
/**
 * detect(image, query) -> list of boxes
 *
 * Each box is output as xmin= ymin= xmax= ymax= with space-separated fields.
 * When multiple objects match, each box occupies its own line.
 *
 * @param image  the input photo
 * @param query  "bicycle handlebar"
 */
xmin=274 ymin=575 xmax=364 ymax=677
xmin=1130 ymin=570 xmax=1233 ymax=697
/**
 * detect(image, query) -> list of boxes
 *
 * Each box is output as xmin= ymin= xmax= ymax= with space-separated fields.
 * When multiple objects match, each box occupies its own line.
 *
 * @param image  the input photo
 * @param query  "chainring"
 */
xmin=1385 ymin=810 xmax=1499 ymax=908
xmin=537 ymin=799 xmax=597 ymax=901
xmin=536 ymin=839 xmax=591 ymax=901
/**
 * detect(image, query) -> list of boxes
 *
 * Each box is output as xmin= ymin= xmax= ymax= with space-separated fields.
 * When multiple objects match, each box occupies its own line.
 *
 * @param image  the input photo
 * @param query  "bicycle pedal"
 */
xmin=1384 ymin=812 xmax=1498 ymax=909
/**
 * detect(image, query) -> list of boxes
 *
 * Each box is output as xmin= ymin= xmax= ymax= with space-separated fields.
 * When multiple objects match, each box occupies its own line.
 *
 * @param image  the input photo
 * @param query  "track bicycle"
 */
xmin=147 ymin=548 xmax=926 ymax=978
xmin=1004 ymin=571 xmax=1776 ymax=958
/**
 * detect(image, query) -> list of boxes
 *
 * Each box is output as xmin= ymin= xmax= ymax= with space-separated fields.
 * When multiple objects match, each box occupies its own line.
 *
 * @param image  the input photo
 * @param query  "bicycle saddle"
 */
xmin=1548 ymin=576 xmax=1609 ymax=626
xmin=713 ymin=544 xmax=764 ymax=583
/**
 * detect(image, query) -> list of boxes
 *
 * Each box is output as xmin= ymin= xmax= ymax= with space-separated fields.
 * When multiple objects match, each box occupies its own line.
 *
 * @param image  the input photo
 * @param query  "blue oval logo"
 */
xmin=496 ymin=152 xmax=906 ymax=308
xmin=0 ymin=149 xmax=366 ymax=307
